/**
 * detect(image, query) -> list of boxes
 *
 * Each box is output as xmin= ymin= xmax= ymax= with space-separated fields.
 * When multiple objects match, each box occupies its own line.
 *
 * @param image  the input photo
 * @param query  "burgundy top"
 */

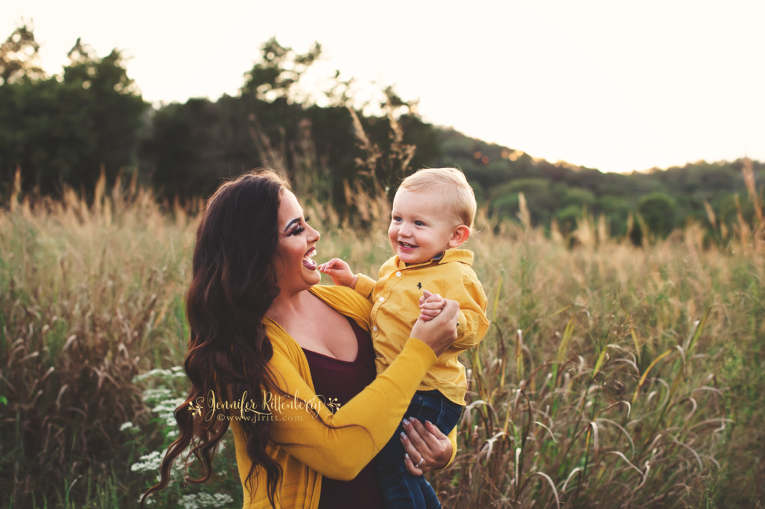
xmin=302 ymin=316 xmax=384 ymax=509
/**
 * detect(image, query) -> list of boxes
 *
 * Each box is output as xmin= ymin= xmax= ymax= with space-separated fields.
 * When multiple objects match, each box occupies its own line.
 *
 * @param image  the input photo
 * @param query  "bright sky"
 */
xmin=3 ymin=0 xmax=763 ymax=173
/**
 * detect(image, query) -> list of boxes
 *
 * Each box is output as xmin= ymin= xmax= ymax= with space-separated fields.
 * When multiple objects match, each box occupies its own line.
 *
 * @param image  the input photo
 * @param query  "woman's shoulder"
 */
xmin=309 ymin=284 xmax=371 ymax=308
xmin=309 ymin=285 xmax=372 ymax=332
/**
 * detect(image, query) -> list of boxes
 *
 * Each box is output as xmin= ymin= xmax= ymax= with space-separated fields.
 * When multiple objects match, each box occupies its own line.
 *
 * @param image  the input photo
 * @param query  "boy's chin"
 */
xmin=396 ymin=249 xmax=429 ymax=264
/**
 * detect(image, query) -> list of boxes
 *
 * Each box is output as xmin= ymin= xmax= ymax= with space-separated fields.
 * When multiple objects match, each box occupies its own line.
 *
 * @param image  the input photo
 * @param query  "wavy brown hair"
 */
xmin=140 ymin=169 xmax=293 ymax=508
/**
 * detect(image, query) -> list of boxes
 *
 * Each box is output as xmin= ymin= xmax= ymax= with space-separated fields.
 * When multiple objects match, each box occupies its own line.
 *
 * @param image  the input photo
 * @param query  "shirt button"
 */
xmin=372 ymin=326 xmax=378 ymax=332
xmin=379 ymin=297 xmax=384 ymax=302
xmin=396 ymin=271 xmax=401 ymax=277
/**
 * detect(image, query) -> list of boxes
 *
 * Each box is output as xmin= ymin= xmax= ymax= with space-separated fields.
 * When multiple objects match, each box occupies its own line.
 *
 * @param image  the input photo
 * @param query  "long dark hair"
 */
xmin=140 ymin=169 xmax=290 ymax=508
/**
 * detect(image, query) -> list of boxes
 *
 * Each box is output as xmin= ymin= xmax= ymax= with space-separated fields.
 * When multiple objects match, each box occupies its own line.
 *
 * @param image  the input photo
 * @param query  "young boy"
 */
xmin=318 ymin=167 xmax=490 ymax=509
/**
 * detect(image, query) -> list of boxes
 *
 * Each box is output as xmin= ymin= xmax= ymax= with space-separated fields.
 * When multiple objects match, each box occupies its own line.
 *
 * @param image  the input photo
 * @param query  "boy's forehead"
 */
xmin=393 ymin=188 xmax=460 ymax=223
xmin=393 ymin=188 xmax=439 ymax=208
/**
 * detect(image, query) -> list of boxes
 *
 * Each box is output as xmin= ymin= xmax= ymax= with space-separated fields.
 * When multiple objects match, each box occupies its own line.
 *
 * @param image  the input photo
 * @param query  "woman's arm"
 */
xmin=266 ymin=338 xmax=435 ymax=480
xmin=265 ymin=301 xmax=460 ymax=481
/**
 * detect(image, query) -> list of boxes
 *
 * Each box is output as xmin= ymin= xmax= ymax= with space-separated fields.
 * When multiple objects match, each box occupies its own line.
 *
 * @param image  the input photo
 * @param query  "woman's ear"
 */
xmin=448 ymin=225 xmax=471 ymax=248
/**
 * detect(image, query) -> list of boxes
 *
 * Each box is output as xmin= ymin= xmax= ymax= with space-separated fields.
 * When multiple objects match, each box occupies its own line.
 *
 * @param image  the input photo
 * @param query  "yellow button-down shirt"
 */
xmin=354 ymin=248 xmax=490 ymax=405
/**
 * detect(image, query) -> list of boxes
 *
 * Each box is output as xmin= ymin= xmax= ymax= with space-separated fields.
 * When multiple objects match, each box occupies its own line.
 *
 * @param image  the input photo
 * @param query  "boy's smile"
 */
xmin=388 ymin=188 xmax=467 ymax=264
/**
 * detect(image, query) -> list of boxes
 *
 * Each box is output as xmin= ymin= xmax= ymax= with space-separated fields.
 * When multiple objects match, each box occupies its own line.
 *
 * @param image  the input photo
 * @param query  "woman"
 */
xmin=141 ymin=170 xmax=460 ymax=508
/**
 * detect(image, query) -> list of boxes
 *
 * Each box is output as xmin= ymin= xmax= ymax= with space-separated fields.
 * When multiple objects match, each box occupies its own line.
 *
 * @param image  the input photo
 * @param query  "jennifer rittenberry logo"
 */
xmin=186 ymin=390 xmax=341 ymax=422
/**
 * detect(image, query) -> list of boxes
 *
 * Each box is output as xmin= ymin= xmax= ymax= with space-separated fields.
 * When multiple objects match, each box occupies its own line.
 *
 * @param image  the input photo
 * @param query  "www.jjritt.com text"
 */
xmin=216 ymin=414 xmax=305 ymax=422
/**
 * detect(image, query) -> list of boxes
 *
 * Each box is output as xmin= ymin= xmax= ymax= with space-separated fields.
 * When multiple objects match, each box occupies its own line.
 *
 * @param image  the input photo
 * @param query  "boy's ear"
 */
xmin=449 ymin=225 xmax=471 ymax=248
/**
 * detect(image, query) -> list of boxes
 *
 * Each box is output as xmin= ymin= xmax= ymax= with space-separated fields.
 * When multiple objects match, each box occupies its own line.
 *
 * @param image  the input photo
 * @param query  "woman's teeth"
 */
xmin=303 ymin=249 xmax=317 ymax=270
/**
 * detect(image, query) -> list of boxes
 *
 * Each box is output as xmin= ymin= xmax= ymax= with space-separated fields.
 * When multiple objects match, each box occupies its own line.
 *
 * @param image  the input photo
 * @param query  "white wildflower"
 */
xmin=152 ymin=397 xmax=186 ymax=414
xmin=120 ymin=421 xmax=135 ymax=431
xmin=178 ymin=493 xmax=235 ymax=509
xmin=131 ymin=450 xmax=164 ymax=473
xmin=137 ymin=494 xmax=155 ymax=505
xmin=142 ymin=387 xmax=173 ymax=404
xmin=133 ymin=368 xmax=174 ymax=383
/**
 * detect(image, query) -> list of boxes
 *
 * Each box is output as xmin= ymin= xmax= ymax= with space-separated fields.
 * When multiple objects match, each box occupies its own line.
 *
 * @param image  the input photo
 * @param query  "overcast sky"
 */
xmin=3 ymin=0 xmax=763 ymax=173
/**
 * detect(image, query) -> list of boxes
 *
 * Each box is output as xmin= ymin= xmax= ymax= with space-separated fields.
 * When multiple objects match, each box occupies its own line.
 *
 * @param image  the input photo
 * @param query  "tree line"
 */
xmin=1 ymin=22 xmax=762 ymax=242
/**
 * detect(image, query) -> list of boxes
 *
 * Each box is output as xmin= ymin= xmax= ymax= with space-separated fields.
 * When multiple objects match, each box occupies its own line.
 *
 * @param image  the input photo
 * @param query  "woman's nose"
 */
xmin=309 ymin=224 xmax=320 ymax=242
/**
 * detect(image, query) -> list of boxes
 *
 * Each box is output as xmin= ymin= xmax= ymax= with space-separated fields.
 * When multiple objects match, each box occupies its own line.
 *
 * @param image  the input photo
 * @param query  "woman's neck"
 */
xmin=265 ymin=285 xmax=313 ymax=324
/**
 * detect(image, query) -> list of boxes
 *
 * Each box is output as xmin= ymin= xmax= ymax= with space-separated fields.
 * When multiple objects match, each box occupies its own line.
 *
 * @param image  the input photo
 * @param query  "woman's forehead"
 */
xmin=278 ymin=191 xmax=303 ymax=220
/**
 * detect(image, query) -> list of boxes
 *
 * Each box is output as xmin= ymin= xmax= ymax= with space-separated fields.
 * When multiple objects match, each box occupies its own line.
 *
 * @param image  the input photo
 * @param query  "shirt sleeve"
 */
xmin=353 ymin=273 xmax=377 ymax=302
xmin=436 ymin=424 xmax=459 ymax=471
xmin=445 ymin=271 xmax=490 ymax=350
xmin=264 ymin=337 xmax=439 ymax=481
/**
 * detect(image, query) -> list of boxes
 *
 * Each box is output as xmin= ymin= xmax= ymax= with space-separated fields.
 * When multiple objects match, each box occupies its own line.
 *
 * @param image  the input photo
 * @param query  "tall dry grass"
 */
xmin=1 ymin=165 xmax=764 ymax=508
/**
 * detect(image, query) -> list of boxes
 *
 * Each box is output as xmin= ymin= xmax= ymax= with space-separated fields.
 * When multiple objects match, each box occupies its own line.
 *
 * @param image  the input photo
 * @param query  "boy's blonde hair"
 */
xmin=399 ymin=168 xmax=477 ymax=235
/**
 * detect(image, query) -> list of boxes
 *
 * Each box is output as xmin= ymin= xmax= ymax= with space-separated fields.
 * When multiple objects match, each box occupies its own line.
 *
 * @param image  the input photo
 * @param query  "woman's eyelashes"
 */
xmin=288 ymin=216 xmax=311 ymax=236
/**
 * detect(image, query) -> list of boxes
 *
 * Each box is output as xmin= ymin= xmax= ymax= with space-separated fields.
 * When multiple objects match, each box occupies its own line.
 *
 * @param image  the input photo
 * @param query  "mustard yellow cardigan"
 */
xmin=228 ymin=285 xmax=459 ymax=508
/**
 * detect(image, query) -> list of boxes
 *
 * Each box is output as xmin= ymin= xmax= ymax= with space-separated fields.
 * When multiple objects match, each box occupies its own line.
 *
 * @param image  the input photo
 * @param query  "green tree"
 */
xmin=0 ymin=25 xmax=147 ymax=194
xmin=240 ymin=37 xmax=322 ymax=102
xmin=0 ymin=21 xmax=44 ymax=85
xmin=638 ymin=192 xmax=677 ymax=238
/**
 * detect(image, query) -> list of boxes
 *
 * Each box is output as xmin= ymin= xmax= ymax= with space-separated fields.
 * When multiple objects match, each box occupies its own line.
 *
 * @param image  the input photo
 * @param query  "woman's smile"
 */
xmin=303 ymin=246 xmax=318 ymax=270
xmin=275 ymin=189 xmax=322 ymax=287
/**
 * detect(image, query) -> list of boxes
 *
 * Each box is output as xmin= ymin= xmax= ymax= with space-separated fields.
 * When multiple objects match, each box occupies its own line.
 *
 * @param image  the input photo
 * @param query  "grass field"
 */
xmin=1 ymin=172 xmax=763 ymax=508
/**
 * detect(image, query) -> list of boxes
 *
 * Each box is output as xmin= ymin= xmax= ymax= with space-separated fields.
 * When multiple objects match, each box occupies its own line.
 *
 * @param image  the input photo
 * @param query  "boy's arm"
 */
xmin=353 ymin=273 xmax=377 ymax=302
xmin=445 ymin=272 xmax=490 ymax=349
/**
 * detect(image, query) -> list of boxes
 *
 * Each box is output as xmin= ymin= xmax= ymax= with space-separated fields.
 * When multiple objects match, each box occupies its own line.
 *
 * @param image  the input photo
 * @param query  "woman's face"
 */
xmin=273 ymin=189 xmax=321 ymax=291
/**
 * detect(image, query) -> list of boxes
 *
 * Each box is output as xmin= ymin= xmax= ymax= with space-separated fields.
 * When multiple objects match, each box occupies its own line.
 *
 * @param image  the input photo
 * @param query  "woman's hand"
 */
xmin=410 ymin=299 xmax=459 ymax=357
xmin=399 ymin=418 xmax=453 ymax=475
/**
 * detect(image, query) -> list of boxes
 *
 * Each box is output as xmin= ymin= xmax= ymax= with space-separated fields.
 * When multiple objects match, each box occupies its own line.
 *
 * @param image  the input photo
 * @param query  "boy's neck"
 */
xmin=404 ymin=251 xmax=445 ymax=267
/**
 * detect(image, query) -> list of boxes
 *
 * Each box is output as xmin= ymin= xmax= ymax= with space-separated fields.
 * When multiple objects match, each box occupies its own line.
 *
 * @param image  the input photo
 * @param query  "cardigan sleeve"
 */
xmin=310 ymin=285 xmax=373 ymax=332
xmin=264 ymin=336 xmax=439 ymax=481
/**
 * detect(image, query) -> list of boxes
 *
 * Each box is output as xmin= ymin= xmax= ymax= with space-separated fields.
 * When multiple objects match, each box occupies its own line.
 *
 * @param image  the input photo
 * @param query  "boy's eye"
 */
xmin=392 ymin=216 xmax=402 ymax=222
xmin=415 ymin=221 xmax=425 ymax=226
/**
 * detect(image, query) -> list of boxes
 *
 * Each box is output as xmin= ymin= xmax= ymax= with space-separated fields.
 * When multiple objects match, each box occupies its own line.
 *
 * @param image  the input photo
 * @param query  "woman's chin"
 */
xmin=302 ymin=264 xmax=321 ymax=284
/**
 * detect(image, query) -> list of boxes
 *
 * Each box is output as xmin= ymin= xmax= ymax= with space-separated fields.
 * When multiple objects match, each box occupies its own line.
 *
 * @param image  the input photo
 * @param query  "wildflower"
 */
xmin=178 ymin=493 xmax=235 ymax=509
xmin=131 ymin=450 xmax=164 ymax=473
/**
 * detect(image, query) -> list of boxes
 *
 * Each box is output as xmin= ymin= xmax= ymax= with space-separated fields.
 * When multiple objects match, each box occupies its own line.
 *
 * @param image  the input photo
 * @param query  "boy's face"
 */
xmin=388 ymin=188 xmax=463 ymax=264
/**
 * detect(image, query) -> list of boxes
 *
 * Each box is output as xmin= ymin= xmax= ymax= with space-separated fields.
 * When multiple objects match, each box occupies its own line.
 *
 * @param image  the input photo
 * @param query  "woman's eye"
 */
xmin=290 ymin=227 xmax=305 ymax=236
xmin=304 ymin=216 xmax=311 ymax=223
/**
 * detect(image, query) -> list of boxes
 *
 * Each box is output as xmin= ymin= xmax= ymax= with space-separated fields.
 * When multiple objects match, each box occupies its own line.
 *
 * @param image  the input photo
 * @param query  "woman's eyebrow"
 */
xmin=283 ymin=218 xmax=301 ymax=232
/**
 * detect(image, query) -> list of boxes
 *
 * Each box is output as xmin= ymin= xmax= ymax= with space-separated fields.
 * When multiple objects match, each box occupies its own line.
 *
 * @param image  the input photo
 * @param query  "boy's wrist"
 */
xmin=349 ymin=274 xmax=358 ymax=289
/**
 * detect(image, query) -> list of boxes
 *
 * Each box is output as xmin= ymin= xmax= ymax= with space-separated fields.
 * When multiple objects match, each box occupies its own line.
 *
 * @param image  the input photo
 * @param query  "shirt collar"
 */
xmin=396 ymin=248 xmax=474 ymax=270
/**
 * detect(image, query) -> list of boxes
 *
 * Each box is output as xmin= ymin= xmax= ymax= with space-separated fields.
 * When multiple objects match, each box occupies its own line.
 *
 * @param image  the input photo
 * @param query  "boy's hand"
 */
xmin=318 ymin=258 xmax=358 ymax=288
xmin=418 ymin=290 xmax=446 ymax=322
